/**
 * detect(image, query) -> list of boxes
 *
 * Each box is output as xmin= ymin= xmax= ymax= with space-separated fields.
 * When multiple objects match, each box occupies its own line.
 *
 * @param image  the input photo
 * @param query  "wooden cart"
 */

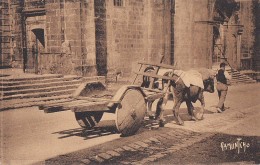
xmin=39 ymin=60 xmax=176 ymax=136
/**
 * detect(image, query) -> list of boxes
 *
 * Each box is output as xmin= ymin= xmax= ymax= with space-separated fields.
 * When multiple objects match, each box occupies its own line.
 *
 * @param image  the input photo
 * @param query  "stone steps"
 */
xmin=2 ymin=83 xmax=80 ymax=97
xmin=0 ymin=95 xmax=71 ymax=111
xmin=230 ymin=79 xmax=256 ymax=84
xmin=2 ymin=88 xmax=77 ymax=100
xmin=0 ymin=76 xmax=79 ymax=86
xmin=230 ymin=76 xmax=253 ymax=80
xmin=0 ymin=74 xmax=63 ymax=82
xmin=0 ymin=74 xmax=83 ymax=110
xmin=226 ymin=69 xmax=257 ymax=84
xmin=0 ymin=74 xmax=106 ymax=110
xmin=212 ymin=64 xmax=257 ymax=84
xmin=0 ymin=79 xmax=82 ymax=91
xmin=1 ymin=74 xmax=83 ymax=99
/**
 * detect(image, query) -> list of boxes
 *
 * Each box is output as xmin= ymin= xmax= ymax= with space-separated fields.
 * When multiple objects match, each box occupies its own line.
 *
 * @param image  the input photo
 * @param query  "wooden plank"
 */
xmin=148 ymin=66 xmax=160 ymax=89
xmin=42 ymin=100 xmax=93 ymax=113
xmin=132 ymin=61 xmax=144 ymax=84
xmin=38 ymin=98 xmax=74 ymax=110
xmin=145 ymin=93 xmax=165 ymax=101
xmin=51 ymin=100 xmax=103 ymax=110
xmin=134 ymin=71 xmax=175 ymax=81
xmin=65 ymin=100 xmax=96 ymax=107
xmin=40 ymin=99 xmax=88 ymax=110
xmin=71 ymin=101 xmax=111 ymax=113
xmin=149 ymin=55 xmax=165 ymax=89
xmin=42 ymin=95 xmax=118 ymax=113
xmin=75 ymin=96 xmax=111 ymax=102
xmin=44 ymin=106 xmax=70 ymax=113
xmin=137 ymin=61 xmax=175 ymax=70
xmin=142 ymin=88 xmax=163 ymax=93
xmin=75 ymin=96 xmax=121 ymax=104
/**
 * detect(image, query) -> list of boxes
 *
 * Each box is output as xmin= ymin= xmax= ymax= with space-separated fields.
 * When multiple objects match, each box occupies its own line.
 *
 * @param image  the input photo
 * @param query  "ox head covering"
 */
xmin=196 ymin=68 xmax=216 ymax=80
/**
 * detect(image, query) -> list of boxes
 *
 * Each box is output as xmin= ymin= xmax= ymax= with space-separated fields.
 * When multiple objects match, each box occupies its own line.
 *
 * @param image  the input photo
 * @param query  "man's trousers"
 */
xmin=216 ymin=82 xmax=228 ymax=110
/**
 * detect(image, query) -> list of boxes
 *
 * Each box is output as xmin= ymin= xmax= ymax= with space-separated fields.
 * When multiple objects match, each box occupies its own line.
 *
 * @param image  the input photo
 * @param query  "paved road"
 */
xmin=0 ymin=83 xmax=259 ymax=165
xmin=0 ymin=108 xmax=120 ymax=165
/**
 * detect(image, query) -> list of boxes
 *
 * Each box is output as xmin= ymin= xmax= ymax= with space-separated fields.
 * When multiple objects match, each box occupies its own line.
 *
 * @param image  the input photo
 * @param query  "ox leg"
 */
xmin=147 ymin=100 xmax=155 ymax=119
xmin=155 ymin=98 xmax=165 ymax=127
xmin=155 ymin=82 xmax=172 ymax=127
xmin=173 ymin=100 xmax=184 ymax=125
xmin=186 ymin=100 xmax=197 ymax=121
xmin=197 ymin=92 xmax=205 ymax=120
xmin=171 ymin=83 xmax=185 ymax=125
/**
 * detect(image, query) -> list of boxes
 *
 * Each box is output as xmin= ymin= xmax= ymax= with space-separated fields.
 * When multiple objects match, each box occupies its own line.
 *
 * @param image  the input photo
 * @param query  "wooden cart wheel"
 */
xmin=115 ymin=89 xmax=146 ymax=136
xmin=74 ymin=111 xmax=104 ymax=129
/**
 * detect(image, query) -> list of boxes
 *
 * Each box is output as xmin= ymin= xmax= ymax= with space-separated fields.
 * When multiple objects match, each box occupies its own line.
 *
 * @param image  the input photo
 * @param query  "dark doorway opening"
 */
xmin=25 ymin=28 xmax=45 ymax=74
xmin=213 ymin=26 xmax=222 ymax=64
xmin=32 ymin=28 xmax=45 ymax=47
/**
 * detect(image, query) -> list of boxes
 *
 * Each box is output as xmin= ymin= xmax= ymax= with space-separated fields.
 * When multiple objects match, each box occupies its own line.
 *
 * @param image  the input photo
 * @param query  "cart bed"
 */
xmin=39 ymin=97 xmax=111 ymax=113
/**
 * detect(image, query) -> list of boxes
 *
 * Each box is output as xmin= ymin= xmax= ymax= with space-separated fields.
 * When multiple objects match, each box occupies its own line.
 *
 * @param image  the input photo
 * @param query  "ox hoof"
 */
xmin=195 ymin=113 xmax=204 ymax=120
xmin=178 ymin=123 xmax=184 ymax=126
xmin=190 ymin=116 xmax=198 ymax=121
xmin=158 ymin=120 xmax=165 ymax=127
xmin=176 ymin=121 xmax=184 ymax=126
xmin=199 ymin=116 xmax=204 ymax=120
xmin=175 ymin=118 xmax=184 ymax=125
xmin=198 ymin=117 xmax=203 ymax=120
xmin=216 ymin=108 xmax=223 ymax=113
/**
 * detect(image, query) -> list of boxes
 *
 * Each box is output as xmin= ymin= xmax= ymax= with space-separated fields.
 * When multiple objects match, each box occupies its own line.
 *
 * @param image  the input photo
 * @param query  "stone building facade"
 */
xmin=1 ymin=0 xmax=260 ymax=76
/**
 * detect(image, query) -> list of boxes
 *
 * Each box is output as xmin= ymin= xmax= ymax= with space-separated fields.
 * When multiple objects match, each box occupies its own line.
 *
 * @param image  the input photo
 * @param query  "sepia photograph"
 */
xmin=0 ymin=0 xmax=259 ymax=164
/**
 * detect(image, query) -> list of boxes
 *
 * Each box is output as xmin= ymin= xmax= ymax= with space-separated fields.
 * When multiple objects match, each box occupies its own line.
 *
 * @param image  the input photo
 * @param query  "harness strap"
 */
xmin=175 ymin=76 xmax=181 ymax=84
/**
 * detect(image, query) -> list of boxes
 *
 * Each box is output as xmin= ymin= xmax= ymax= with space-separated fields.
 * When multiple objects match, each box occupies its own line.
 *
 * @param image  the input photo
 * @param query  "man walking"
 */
xmin=216 ymin=62 xmax=231 ymax=113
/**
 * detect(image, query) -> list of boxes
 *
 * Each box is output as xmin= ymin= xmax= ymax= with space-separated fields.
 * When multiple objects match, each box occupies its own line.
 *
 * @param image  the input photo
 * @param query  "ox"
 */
xmin=154 ymin=68 xmax=215 ymax=126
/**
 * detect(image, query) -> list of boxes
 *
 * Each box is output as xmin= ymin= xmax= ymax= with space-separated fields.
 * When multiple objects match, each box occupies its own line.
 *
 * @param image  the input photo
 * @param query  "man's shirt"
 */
xmin=224 ymin=70 xmax=231 ymax=80
xmin=217 ymin=69 xmax=231 ymax=84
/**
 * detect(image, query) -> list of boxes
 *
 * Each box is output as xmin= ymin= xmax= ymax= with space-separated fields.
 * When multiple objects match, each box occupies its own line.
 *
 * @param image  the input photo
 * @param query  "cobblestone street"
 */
xmin=153 ymin=116 xmax=260 ymax=165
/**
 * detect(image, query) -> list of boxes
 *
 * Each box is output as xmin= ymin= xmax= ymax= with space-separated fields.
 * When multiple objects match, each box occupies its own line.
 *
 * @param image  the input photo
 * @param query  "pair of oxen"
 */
xmin=142 ymin=68 xmax=215 ymax=126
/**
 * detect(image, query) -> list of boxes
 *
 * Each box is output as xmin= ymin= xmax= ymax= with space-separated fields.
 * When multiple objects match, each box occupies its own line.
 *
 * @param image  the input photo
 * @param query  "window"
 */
xmin=114 ymin=0 xmax=123 ymax=7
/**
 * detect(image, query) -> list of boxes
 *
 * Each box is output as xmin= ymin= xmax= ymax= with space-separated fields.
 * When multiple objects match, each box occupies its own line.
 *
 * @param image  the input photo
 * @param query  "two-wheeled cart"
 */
xmin=39 ymin=59 xmax=176 ymax=136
